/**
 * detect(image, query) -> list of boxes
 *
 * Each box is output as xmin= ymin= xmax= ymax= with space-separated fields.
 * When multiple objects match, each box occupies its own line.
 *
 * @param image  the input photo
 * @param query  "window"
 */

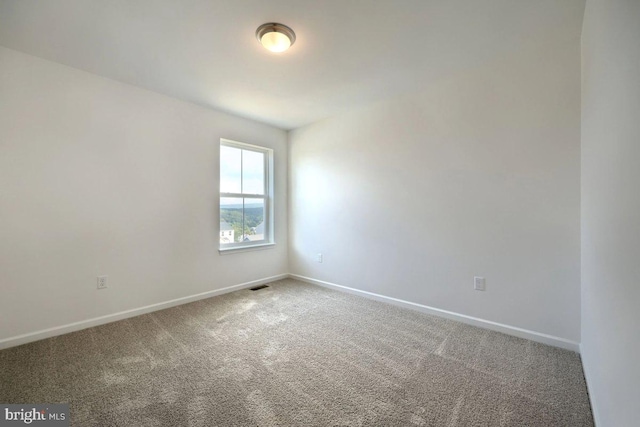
xmin=219 ymin=139 xmax=273 ymax=251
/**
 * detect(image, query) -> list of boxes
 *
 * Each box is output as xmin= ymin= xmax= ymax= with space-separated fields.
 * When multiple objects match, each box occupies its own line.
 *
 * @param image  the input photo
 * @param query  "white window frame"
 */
xmin=219 ymin=138 xmax=274 ymax=253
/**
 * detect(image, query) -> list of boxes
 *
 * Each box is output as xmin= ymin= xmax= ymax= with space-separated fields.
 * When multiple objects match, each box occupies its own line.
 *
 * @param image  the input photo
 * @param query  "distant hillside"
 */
xmin=220 ymin=203 xmax=263 ymax=209
xmin=221 ymin=205 xmax=264 ymax=241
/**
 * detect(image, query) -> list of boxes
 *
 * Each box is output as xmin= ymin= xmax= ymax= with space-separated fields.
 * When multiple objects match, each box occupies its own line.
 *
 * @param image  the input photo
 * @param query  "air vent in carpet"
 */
xmin=249 ymin=285 xmax=269 ymax=291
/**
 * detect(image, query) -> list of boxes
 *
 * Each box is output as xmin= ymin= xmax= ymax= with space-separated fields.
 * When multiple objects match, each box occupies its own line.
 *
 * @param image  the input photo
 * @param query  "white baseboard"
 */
xmin=290 ymin=274 xmax=580 ymax=352
xmin=1 ymin=272 xmax=581 ymax=354
xmin=0 ymin=274 xmax=288 ymax=350
xmin=579 ymin=344 xmax=601 ymax=426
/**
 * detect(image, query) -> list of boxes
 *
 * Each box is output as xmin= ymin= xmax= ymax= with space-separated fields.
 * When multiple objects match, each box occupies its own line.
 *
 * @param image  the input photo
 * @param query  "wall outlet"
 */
xmin=317 ymin=253 xmax=323 ymax=263
xmin=474 ymin=276 xmax=486 ymax=291
xmin=97 ymin=275 xmax=108 ymax=290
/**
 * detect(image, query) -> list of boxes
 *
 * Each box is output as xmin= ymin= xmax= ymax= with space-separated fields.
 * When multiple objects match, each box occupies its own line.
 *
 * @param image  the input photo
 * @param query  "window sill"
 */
xmin=218 ymin=242 xmax=276 ymax=255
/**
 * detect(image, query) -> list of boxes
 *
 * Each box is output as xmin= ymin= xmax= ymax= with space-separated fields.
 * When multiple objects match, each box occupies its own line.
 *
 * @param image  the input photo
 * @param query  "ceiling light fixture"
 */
xmin=256 ymin=23 xmax=296 ymax=53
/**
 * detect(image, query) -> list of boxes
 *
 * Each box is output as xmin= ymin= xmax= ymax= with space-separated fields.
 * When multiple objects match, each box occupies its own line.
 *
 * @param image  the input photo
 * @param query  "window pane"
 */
xmin=219 ymin=140 xmax=271 ymax=249
xmin=242 ymin=198 xmax=265 ymax=242
xmin=221 ymin=146 xmax=241 ymax=193
xmin=242 ymin=149 xmax=264 ymax=195
xmin=220 ymin=197 xmax=242 ymax=245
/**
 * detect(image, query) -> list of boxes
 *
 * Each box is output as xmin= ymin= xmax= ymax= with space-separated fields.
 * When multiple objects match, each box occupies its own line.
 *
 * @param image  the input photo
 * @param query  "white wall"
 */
xmin=0 ymin=46 xmax=288 ymax=343
xmin=289 ymin=31 xmax=582 ymax=342
xmin=581 ymin=1 xmax=640 ymax=425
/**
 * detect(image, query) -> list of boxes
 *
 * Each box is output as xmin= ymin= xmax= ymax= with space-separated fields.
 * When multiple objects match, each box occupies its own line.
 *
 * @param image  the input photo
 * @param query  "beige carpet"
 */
xmin=0 ymin=278 xmax=593 ymax=426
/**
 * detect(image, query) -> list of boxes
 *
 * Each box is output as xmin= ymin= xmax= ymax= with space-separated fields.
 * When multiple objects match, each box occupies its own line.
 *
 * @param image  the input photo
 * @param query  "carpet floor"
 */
xmin=0 ymin=278 xmax=593 ymax=426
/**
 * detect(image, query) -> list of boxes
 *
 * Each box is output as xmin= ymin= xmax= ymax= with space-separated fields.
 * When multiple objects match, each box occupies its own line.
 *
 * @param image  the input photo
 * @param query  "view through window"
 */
xmin=219 ymin=140 xmax=272 ymax=249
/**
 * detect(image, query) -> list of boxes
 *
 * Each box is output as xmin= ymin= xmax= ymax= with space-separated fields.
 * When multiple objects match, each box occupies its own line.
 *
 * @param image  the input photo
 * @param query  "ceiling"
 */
xmin=0 ymin=0 xmax=585 ymax=130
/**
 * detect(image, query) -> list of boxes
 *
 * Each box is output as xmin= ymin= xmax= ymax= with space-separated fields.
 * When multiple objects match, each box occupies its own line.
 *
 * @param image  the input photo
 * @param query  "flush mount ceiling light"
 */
xmin=256 ymin=23 xmax=296 ymax=53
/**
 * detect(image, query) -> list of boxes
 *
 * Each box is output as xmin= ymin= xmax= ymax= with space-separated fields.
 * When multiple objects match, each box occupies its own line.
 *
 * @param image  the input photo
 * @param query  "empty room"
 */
xmin=0 ymin=0 xmax=638 ymax=426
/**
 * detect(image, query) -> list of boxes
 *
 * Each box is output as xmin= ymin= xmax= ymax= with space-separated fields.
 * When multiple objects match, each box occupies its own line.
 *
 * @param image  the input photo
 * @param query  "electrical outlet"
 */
xmin=317 ymin=253 xmax=323 ymax=263
xmin=474 ymin=276 xmax=485 ymax=291
xmin=97 ymin=275 xmax=108 ymax=290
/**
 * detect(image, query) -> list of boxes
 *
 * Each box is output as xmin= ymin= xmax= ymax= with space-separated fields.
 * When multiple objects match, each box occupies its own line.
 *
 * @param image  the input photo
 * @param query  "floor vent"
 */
xmin=249 ymin=285 xmax=269 ymax=291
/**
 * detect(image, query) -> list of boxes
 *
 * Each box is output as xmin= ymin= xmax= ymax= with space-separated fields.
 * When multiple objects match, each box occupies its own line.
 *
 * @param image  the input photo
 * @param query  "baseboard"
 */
xmin=2 ymin=272 xmax=580 ymax=353
xmin=0 ymin=274 xmax=288 ymax=350
xmin=290 ymin=274 xmax=580 ymax=352
xmin=579 ymin=344 xmax=601 ymax=426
